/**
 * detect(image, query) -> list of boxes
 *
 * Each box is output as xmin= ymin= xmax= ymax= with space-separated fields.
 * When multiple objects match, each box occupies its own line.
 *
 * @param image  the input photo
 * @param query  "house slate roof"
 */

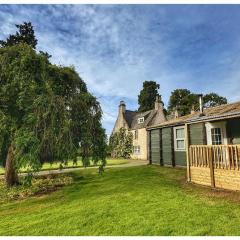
xmin=124 ymin=109 xmax=161 ymax=130
xmin=147 ymin=101 xmax=240 ymax=130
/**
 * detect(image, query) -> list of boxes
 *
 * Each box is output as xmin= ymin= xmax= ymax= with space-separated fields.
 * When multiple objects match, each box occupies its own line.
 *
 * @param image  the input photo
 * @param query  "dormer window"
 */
xmin=138 ymin=117 xmax=144 ymax=124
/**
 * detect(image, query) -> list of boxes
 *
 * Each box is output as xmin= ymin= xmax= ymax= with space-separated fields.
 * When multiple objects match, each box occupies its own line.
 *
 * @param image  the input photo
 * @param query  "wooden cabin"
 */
xmin=147 ymin=100 xmax=240 ymax=191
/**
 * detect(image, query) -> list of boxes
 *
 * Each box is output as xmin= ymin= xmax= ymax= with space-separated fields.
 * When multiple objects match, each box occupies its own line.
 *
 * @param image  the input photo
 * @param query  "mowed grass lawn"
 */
xmin=1 ymin=165 xmax=240 ymax=235
xmin=0 ymin=158 xmax=129 ymax=175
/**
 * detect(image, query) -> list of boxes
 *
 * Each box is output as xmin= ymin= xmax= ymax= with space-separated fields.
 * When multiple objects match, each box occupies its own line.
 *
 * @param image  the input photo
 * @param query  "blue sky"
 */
xmin=1 ymin=4 xmax=240 ymax=135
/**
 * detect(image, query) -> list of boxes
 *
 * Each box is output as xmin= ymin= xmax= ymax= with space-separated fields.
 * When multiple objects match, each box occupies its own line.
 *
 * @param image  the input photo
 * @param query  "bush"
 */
xmin=0 ymin=174 xmax=73 ymax=203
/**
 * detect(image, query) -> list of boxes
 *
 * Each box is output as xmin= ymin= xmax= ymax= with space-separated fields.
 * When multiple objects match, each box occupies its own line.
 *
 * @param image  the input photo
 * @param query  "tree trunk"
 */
xmin=5 ymin=145 xmax=18 ymax=187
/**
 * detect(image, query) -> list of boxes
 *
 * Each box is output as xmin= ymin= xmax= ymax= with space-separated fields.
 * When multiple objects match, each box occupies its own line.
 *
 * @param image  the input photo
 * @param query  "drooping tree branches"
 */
xmin=0 ymin=33 xmax=107 ymax=186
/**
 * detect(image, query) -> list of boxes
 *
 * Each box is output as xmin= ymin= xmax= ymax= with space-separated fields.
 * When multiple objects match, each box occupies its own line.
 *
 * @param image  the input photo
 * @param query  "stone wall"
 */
xmin=131 ymin=128 xmax=147 ymax=160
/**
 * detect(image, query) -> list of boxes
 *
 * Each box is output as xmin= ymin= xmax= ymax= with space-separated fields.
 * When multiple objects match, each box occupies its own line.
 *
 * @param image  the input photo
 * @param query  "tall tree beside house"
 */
xmin=0 ymin=22 xmax=37 ymax=49
xmin=203 ymin=93 xmax=227 ymax=108
xmin=109 ymin=128 xmax=133 ymax=159
xmin=0 ymin=23 xmax=107 ymax=187
xmin=138 ymin=81 xmax=160 ymax=112
xmin=168 ymin=89 xmax=228 ymax=116
xmin=168 ymin=89 xmax=198 ymax=116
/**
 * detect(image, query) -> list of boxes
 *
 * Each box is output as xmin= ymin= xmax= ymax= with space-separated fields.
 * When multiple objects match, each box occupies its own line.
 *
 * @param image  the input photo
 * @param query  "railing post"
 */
xmin=209 ymin=147 xmax=215 ymax=188
xmin=185 ymin=124 xmax=191 ymax=182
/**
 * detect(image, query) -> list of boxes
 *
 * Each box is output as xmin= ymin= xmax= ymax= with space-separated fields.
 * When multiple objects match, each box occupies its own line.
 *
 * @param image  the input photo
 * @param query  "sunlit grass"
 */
xmin=1 ymin=165 xmax=240 ymax=236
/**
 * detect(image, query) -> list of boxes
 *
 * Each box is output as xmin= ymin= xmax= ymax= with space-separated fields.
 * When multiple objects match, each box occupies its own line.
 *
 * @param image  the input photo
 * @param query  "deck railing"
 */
xmin=189 ymin=145 xmax=240 ymax=170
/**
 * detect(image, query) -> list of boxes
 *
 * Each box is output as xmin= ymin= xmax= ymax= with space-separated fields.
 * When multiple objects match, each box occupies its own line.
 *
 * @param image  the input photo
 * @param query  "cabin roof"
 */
xmin=147 ymin=101 xmax=240 ymax=130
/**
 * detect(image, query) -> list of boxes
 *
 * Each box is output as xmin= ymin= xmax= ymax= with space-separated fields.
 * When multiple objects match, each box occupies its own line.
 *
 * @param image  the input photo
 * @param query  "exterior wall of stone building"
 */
xmin=130 ymin=128 xmax=147 ymax=160
xmin=112 ymin=105 xmax=128 ymax=134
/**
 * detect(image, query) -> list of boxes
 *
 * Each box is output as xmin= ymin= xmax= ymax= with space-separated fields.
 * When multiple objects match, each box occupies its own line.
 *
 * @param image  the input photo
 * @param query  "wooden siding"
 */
xmin=162 ymin=127 xmax=173 ymax=166
xmin=227 ymin=118 xmax=240 ymax=144
xmin=174 ymin=151 xmax=186 ymax=166
xmin=150 ymin=129 xmax=160 ymax=164
xmin=189 ymin=123 xmax=206 ymax=145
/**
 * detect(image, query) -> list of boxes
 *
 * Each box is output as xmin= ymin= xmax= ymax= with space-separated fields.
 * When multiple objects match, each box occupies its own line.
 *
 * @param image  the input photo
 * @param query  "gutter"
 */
xmin=147 ymin=121 xmax=186 ymax=130
xmin=186 ymin=111 xmax=240 ymax=124
xmin=147 ymin=111 xmax=240 ymax=130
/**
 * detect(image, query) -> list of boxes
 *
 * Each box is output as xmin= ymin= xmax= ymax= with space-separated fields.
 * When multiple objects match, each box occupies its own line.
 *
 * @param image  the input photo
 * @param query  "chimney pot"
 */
xmin=155 ymin=95 xmax=163 ymax=110
xmin=119 ymin=100 xmax=126 ymax=114
xmin=198 ymin=94 xmax=204 ymax=115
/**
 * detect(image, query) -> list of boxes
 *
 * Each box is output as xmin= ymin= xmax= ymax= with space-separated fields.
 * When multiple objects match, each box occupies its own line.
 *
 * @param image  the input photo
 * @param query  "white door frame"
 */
xmin=205 ymin=121 xmax=228 ymax=145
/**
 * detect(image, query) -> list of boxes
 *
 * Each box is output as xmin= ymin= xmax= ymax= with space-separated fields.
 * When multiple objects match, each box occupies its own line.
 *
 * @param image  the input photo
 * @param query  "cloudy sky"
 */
xmin=0 ymin=4 xmax=240 ymax=134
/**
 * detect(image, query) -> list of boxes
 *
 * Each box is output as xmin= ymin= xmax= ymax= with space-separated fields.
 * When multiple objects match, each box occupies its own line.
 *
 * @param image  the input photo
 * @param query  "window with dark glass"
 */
xmin=134 ymin=130 xmax=138 ymax=139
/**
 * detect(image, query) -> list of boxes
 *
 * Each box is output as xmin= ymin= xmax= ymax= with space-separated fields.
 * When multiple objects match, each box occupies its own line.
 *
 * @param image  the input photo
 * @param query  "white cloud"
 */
xmin=1 ymin=5 xmax=240 ymax=134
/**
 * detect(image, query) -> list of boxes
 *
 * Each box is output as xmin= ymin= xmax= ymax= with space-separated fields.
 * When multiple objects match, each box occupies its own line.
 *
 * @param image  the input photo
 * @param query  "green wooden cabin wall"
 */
xmin=162 ymin=127 xmax=173 ymax=166
xmin=174 ymin=151 xmax=186 ymax=166
xmin=227 ymin=118 xmax=240 ymax=144
xmin=150 ymin=129 xmax=160 ymax=164
xmin=189 ymin=123 xmax=206 ymax=145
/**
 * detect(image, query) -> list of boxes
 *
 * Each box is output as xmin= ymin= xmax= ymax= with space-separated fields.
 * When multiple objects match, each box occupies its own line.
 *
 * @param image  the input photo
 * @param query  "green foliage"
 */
xmin=0 ymin=174 xmax=73 ymax=202
xmin=168 ymin=89 xmax=198 ymax=116
xmin=0 ymin=22 xmax=37 ymax=49
xmin=203 ymin=93 xmax=227 ymax=108
xmin=109 ymin=128 xmax=133 ymax=159
xmin=138 ymin=81 xmax=160 ymax=112
xmin=168 ymin=89 xmax=228 ymax=116
xmin=0 ymin=32 xmax=107 ymax=185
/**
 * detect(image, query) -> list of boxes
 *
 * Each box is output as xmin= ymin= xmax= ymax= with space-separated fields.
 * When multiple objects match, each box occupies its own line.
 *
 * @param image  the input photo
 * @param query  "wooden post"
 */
xmin=185 ymin=124 xmax=191 ymax=182
xmin=147 ymin=130 xmax=152 ymax=165
xmin=159 ymin=128 xmax=163 ymax=166
xmin=171 ymin=127 xmax=175 ymax=167
xmin=209 ymin=147 xmax=215 ymax=188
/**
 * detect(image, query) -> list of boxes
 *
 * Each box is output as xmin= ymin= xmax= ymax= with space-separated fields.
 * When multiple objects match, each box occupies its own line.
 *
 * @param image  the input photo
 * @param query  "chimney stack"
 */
xmin=119 ymin=100 xmax=126 ymax=114
xmin=198 ymin=94 xmax=204 ymax=115
xmin=155 ymin=95 xmax=164 ymax=111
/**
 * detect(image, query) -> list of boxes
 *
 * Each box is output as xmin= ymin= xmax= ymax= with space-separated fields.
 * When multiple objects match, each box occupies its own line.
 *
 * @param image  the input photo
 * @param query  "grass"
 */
xmin=1 ymin=165 xmax=240 ymax=235
xmin=0 ymin=158 xmax=129 ymax=175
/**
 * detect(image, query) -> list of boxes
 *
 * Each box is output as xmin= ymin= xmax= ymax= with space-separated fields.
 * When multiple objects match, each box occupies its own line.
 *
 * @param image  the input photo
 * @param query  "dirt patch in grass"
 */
xmin=181 ymin=178 xmax=240 ymax=204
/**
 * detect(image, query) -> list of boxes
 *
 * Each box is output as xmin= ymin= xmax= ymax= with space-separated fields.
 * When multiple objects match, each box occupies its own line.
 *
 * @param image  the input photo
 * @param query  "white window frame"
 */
xmin=138 ymin=117 xmax=144 ymax=124
xmin=133 ymin=145 xmax=141 ymax=155
xmin=174 ymin=126 xmax=186 ymax=151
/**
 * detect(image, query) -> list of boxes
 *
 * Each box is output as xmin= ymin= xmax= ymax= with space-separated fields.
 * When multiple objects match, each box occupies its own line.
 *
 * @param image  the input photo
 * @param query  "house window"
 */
xmin=138 ymin=117 xmax=144 ymax=124
xmin=134 ymin=130 xmax=138 ymax=139
xmin=174 ymin=127 xmax=185 ymax=151
xmin=211 ymin=128 xmax=222 ymax=145
xmin=133 ymin=146 xmax=140 ymax=155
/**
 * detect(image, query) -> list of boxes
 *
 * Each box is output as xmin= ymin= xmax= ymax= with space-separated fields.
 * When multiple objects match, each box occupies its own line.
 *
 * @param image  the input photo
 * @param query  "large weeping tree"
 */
xmin=0 ymin=23 xmax=107 ymax=187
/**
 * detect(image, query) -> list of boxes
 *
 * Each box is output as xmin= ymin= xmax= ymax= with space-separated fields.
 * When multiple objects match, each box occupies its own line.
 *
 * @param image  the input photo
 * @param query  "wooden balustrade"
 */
xmin=189 ymin=145 xmax=240 ymax=170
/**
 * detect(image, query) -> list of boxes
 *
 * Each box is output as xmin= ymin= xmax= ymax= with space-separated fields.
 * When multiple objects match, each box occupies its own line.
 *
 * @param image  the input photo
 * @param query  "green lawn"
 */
xmin=1 ymin=165 xmax=240 ymax=235
xmin=0 ymin=158 xmax=129 ymax=175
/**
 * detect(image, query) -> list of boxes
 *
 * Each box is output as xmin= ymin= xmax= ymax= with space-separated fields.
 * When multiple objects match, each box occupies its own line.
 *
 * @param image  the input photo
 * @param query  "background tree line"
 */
xmin=138 ymin=81 xmax=227 ymax=115
xmin=0 ymin=22 xmax=107 ymax=187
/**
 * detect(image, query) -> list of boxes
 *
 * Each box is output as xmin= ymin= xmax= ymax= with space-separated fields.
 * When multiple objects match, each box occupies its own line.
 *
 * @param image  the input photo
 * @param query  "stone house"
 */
xmin=112 ymin=96 xmax=166 ymax=160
